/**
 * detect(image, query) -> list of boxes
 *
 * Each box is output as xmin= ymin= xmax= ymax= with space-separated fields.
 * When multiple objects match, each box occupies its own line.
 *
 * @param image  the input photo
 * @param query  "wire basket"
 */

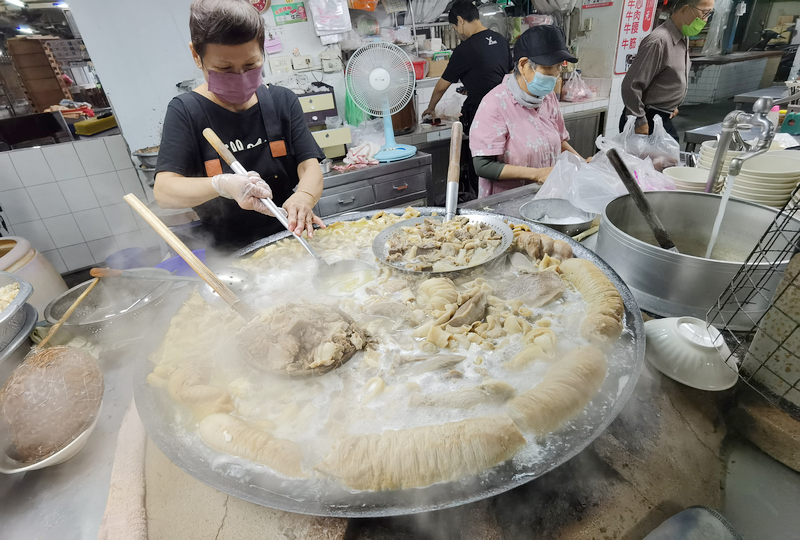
xmin=707 ymin=184 xmax=800 ymax=419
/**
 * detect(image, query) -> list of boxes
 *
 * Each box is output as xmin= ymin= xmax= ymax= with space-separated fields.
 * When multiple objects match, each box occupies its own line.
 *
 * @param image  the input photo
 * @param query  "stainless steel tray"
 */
xmin=371 ymin=215 xmax=514 ymax=274
xmin=0 ymin=272 xmax=33 ymax=351
xmin=135 ymin=207 xmax=646 ymax=517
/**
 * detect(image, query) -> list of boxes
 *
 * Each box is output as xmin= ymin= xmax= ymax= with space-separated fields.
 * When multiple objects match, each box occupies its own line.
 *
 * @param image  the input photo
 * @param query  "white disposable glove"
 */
xmin=211 ymin=171 xmax=285 ymax=217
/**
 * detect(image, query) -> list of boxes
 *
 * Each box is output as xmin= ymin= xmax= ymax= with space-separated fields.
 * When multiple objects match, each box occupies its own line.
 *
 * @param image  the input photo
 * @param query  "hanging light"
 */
xmin=6 ymin=0 xmax=27 ymax=7
xmin=17 ymin=26 xmax=34 ymax=34
xmin=53 ymin=2 xmax=68 ymax=7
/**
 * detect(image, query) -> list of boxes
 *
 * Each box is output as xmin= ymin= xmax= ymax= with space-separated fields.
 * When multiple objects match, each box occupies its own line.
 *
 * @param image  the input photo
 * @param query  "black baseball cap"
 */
xmin=513 ymin=25 xmax=578 ymax=66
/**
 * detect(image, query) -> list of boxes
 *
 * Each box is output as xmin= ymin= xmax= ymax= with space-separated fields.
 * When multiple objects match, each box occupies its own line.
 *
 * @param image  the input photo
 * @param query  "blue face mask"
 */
xmin=525 ymin=70 xmax=558 ymax=97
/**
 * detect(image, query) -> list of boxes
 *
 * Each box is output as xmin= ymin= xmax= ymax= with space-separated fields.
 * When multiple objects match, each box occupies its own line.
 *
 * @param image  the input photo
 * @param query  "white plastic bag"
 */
xmin=307 ymin=0 xmax=352 ymax=37
xmin=561 ymin=71 xmax=594 ymax=102
xmin=596 ymin=115 xmax=679 ymax=171
xmin=536 ymin=151 xmax=676 ymax=215
xmin=350 ymin=118 xmax=384 ymax=147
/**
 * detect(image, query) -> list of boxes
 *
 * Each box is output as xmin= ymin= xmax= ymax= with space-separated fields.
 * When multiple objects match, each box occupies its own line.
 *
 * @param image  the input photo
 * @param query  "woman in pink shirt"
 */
xmin=469 ymin=25 xmax=584 ymax=198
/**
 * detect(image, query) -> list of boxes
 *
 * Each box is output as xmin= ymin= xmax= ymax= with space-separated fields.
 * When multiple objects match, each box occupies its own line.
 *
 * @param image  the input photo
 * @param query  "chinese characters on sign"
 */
xmin=272 ymin=2 xmax=307 ymax=25
xmin=614 ymin=0 xmax=656 ymax=74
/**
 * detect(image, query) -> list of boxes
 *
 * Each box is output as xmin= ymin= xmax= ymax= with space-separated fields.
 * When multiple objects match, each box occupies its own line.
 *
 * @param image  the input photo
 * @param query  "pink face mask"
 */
xmin=207 ymin=67 xmax=263 ymax=104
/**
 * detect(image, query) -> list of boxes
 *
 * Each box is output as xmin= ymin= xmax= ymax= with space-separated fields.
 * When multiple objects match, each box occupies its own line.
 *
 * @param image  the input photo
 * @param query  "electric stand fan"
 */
xmin=345 ymin=42 xmax=417 ymax=162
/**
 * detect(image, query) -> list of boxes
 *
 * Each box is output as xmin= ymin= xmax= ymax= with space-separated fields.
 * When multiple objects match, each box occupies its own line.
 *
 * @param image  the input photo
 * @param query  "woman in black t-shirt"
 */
xmin=154 ymin=0 xmax=326 ymax=250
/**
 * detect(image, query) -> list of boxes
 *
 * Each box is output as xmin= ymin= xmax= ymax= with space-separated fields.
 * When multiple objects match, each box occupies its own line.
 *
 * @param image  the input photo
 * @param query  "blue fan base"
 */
xmin=375 ymin=144 xmax=417 ymax=162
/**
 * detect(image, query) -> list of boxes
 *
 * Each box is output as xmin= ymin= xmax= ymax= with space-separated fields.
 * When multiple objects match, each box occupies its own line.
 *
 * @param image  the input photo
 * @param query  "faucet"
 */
xmin=704 ymin=97 xmax=776 ymax=192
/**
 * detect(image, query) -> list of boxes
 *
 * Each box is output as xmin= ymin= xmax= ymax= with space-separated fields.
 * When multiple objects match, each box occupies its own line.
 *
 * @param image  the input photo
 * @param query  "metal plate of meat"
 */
xmin=135 ymin=207 xmax=645 ymax=518
xmin=371 ymin=214 xmax=514 ymax=274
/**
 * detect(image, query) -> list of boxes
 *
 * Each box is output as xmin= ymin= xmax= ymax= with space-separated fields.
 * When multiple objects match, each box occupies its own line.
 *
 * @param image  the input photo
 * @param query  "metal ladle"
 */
xmin=201 ymin=128 xmax=375 ymax=294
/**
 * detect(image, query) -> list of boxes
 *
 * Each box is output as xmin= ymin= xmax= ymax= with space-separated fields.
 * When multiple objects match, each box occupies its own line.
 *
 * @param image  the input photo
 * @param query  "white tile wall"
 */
xmin=26 ymin=183 xmax=71 ymax=219
xmin=3 ymin=189 xmax=39 ymax=223
xmin=41 ymin=249 xmax=67 ymax=274
xmin=12 ymin=220 xmax=55 ymax=252
xmin=73 ymin=208 xmax=113 ymax=242
xmin=74 ymin=139 xmax=116 ymax=176
xmin=10 ymin=148 xmax=56 ymax=186
xmin=88 ymin=171 xmax=125 ymax=206
xmin=59 ymin=243 xmax=93 ymax=272
xmin=43 ymin=214 xmax=85 ymax=248
xmin=0 ymin=154 xmax=22 ymax=191
xmin=0 ymin=135 xmax=156 ymax=274
xmin=60 ymin=177 xmax=100 ymax=212
xmin=684 ymin=59 xmax=768 ymax=105
xmin=42 ymin=144 xmax=86 ymax=181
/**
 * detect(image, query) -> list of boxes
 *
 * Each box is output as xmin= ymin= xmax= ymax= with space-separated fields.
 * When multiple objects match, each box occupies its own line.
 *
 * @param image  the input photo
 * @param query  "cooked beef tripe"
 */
xmin=507 ymin=346 xmax=607 ymax=434
xmin=199 ymin=413 xmax=306 ymax=478
xmin=559 ymin=258 xmax=624 ymax=346
xmin=503 ymin=272 xmax=566 ymax=307
xmin=314 ymin=415 xmax=526 ymax=490
xmin=514 ymin=231 xmax=573 ymax=262
xmin=409 ymin=380 xmax=515 ymax=408
xmin=236 ymin=303 xmax=365 ymax=376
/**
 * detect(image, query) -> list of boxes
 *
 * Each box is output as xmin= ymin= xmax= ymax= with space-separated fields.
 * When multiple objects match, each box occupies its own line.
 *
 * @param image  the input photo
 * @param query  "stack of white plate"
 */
xmin=663 ymin=166 xmax=724 ymax=193
xmin=731 ymin=151 xmax=800 ymax=208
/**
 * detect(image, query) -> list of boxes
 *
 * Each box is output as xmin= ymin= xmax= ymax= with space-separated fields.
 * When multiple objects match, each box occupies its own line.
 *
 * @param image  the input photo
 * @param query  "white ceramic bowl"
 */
xmin=664 ymin=166 xmax=712 ymax=183
xmin=731 ymin=184 xmax=795 ymax=197
xmin=741 ymin=154 xmax=800 ymax=177
xmin=0 ymin=402 xmax=102 ymax=474
xmin=644 ymin=317 xmax=738 ymax=391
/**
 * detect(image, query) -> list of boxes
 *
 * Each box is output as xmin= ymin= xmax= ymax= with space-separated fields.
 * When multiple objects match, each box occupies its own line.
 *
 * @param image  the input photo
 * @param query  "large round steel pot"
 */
xmin=135 ymin=207 xmax=646 ymax=517
xmin=595 ymin=191 xmax=796 ymax=330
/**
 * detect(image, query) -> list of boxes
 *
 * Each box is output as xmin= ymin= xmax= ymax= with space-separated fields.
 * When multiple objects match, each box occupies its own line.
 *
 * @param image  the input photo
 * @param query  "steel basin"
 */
xmin=135 ymin=207 xmax=646 ymax=517
xmin=595 ymin=191 xmax=795 ymax=329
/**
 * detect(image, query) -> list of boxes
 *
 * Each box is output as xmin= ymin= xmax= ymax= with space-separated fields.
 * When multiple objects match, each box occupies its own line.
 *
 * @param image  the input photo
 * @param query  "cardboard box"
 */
xmin=17 ymin=66 xmax=55 ymax=80
xmin=428 ymin=59 xmax=449 ymax=78
xmin=12 ymin=53 xmax=51 ymax=68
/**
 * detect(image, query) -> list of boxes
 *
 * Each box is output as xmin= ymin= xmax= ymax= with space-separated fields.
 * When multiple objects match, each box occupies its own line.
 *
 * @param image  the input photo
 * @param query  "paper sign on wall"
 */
xmin=582 ymin=0 xmax=613 ymax=9
xmin=250 ymin=0 xmax=270 ymax=12
xmin=272 ymin=2 xmax=307 ymax=25
xmin=613 ymin=0 xmax=657 ymax=75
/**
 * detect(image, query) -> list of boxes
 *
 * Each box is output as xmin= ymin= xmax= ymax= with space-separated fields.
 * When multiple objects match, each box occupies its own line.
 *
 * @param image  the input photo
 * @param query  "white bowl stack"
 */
xmin=732 ymin=151 xmax=800 ymax=208
xmin=697 ymin=140 xmax=742 ymax=186
xmin=663 ymin=166 xmax=724 ymax=193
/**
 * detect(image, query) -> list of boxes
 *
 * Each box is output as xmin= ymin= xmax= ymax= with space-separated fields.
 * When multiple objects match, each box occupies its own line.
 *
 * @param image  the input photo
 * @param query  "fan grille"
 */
xmin=345 ymin=42 xmax=416 ymax=117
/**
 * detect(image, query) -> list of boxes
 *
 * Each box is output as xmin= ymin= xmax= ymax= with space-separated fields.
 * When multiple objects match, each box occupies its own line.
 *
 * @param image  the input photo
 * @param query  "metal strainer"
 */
xmin=43 ymin=275 xmax=172 ymax=343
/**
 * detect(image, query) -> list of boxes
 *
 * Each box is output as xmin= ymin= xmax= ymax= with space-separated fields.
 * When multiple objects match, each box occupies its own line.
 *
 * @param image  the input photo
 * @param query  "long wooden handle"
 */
xmin=446 ymin=121 xmax=464 ymax=185
xmin=90 ymin=267 xmax=122 ymax=278
xmin=123 ymin=194 xmax=254 ymax=319
xmin=202 ymin=127 xmax=237 ymax=168
xmin=38 ymin=277 xmax=100 ymax=349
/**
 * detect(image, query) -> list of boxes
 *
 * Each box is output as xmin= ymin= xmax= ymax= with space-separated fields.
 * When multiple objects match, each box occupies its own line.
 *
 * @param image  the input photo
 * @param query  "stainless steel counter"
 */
xmin=315 ymin=152 xmax=434 ymax=217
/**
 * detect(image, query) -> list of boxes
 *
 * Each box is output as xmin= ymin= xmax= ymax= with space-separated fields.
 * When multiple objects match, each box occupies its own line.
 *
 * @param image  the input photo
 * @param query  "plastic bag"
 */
xmin=596 ymin=115 xmax=679 ymax=171
xmin=307 ymin=0 xmax=352 ymax=37
xmin=561 ymin=71 xmax=594 ymax=102
xmin=350 ymin=118 xmax=384 ymax=147
xmin=535 ymin=151 xmax=675 ymax=215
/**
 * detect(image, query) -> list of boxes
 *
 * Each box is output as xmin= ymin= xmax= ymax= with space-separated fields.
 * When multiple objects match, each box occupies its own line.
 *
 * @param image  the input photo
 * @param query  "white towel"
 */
xmin=97 ymin=399 xmax=148 ymax=540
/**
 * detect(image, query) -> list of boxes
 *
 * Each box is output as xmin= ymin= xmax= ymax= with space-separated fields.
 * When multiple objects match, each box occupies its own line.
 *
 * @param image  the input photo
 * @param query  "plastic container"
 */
xmin=155 ymin=249 xmax=206 ymax=277
xmin=0 ymin=237 xmax=67 ymax=316
xmin=767 ymin=105 xmax=780 ymax=126
xmin=106 ymin=247 xmax=145 ymax=270
xmin=412 ymin=60 xmax=428 ymax=80
xmin=347 ymin=0 xmax=378 ymax=11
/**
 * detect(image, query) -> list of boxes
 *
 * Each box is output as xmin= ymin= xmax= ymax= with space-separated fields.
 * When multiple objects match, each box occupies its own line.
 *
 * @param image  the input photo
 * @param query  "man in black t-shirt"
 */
xmin=422 ymin=0 xmax=511 ymax=198
xmin=421 ymin=1 xmax=511 ymax=133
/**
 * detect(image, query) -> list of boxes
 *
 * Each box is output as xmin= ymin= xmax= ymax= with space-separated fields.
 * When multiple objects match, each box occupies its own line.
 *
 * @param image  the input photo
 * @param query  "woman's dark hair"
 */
xmin=190 ymin=0 xmax=265 ymax=59
xmin=448 ymin=0 xmax=480 ymax=24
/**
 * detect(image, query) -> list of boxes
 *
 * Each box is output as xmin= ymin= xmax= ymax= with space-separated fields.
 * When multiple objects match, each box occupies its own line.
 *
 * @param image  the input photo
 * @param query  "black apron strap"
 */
xmin=257 ymin=85 xmax=287 ymax=158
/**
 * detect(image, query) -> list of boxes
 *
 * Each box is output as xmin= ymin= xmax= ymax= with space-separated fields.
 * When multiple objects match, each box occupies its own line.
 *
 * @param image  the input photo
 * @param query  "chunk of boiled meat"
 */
xmin=447 ymin=291 xmax=487 ymax=328
xmin=503 ymin=272 xmax=565 ymax=307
